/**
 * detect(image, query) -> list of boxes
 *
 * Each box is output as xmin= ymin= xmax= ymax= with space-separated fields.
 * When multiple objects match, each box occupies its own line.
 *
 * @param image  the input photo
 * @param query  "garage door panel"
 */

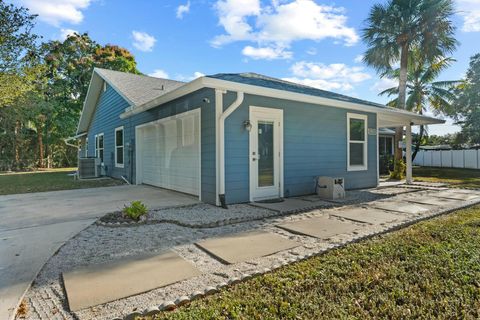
xmin=138 ymin=110 xmax=200 ymax=196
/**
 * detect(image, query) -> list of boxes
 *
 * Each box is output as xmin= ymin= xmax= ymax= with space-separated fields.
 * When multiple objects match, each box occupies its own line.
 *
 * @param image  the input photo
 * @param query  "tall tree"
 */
xmin=453 ymin=53 xmax=480 ymax=144
xmin=0 ymin=2 xmax=39 ymax=107
xmin=39 ymin=33 xmax=140 ymax=166
xmin=362 ymin=0 xmax=457 ymax=174
xmin=380 ymin=50 xmax=460 ymax=158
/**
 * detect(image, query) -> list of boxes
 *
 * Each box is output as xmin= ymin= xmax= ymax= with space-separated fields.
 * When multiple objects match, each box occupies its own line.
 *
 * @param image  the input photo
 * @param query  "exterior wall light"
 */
xmin=243 ymin=120 xmax=252 ymax=131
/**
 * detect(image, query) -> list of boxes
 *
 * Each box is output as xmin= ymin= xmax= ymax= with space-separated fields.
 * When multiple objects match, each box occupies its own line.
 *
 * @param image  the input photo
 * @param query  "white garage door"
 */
xmin=136 ymin=109 xmax=200 ymax=196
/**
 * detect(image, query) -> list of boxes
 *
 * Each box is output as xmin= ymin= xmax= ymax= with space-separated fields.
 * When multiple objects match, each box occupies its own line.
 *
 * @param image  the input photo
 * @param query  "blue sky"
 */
xmin=12 ymin=0 xmax=480 ymax=135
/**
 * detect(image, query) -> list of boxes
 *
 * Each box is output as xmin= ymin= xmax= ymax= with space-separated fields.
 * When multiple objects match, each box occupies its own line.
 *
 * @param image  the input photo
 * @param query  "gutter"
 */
xmin=120 ymin=76 xmax=444 ymax=126
xmin=216 ymin=90 xmax=245 ymax=207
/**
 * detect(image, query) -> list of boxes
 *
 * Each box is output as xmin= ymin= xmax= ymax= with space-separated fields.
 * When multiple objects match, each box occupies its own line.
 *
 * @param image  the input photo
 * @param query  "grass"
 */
xmin=413 ymin=166 xmax=480 ymax=189
xmin=0 ymin=168 xmax=124 ymax=195
xmin=142 ymin=206 xmax=480 ymax=320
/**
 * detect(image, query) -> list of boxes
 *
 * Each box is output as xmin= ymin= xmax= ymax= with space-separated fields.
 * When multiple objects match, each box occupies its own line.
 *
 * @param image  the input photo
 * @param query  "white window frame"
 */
xmin=347 ymin=113 xmax=368 ymax=171
xmin=95 ymin=133 xmax=104 ymax=164
xmin=84 ymin=137 xmax=88 ymax=157
xmin=115 ymin=126 xmax=124 ymax=168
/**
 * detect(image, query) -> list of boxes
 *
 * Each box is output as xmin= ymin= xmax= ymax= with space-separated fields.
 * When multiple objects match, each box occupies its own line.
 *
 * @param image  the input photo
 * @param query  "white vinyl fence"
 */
xmin=413 ymin=149 xmax=480 ymax=169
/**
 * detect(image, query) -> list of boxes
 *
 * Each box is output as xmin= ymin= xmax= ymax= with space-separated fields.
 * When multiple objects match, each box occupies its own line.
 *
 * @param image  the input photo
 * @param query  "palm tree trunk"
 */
xmin=412 ymin=125 xmax=424 ymax=161
xmin=394 ymin=43 xmax=409 ymax=167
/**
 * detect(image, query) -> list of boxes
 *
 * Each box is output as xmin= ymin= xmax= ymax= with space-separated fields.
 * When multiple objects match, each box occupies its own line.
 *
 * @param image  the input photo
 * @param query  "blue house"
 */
xmin=75 ymin=68 xmax=443 ymax=205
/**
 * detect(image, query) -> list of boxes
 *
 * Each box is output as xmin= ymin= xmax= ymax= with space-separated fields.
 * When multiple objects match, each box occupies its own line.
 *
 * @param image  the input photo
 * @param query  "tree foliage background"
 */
xmin=0 ymin=2 xmax=139 ymax=170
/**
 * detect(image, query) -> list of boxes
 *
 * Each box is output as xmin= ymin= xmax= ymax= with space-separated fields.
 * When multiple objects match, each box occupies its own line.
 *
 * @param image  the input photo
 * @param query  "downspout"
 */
xmin=216 ymin=90 xmax=245 ymax=208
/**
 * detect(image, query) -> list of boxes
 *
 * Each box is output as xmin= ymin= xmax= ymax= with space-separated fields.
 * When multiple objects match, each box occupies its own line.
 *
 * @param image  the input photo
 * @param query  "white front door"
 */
xmin=249 ymin=106 xmax=283 ymax=201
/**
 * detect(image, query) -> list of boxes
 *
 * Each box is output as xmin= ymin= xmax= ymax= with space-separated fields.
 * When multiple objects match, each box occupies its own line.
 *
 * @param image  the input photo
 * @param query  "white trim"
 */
xmin=249 ymin=106 xmax=284 ymax=202
xmin=219 ymin=92 xmax=244 ymax=199
xmin=119 ymin=76 xmax=444 ymax=127
xmin=94 ymin=133 xmax=104 ymax=164
xmin=115 ymin=126 xmax=124 ymax=168
xmin=85 ymin=137 xmax=88 ymax=157
xmin=134 ymin=108 xmax=202 ymax=200
xmin=347 ymin=113 xmax=368 ymax=171
xmin=406 ymin=123 xmax=413 ymax=183
xmin=214 ymin=89 xmax=224 ymax=206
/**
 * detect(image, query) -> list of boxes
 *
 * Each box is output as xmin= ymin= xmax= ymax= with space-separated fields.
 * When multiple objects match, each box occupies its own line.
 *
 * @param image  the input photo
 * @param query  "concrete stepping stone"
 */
xmin=331 ymin=207 xmax=401 ymax=224
xmin=403 ymin=196 xmax=463 ymax=206
xmin=63 ymin=250 xmax=200 ymax=311
xmin=195 ymin=231 xmax=300 ymax=264
xmin=431 ymin=190 xmax=480 ymax=201
xmin=370 ymin=201 xmax=431 ymax=214
xmin=277 ymin=216 xmax=359 ymax=239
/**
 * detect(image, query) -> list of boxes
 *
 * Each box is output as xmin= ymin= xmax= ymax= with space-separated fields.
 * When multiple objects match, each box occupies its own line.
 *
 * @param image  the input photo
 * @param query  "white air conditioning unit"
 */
xmin=316 ymin=176 xmax=345 ymax=200
xmin=78 ymin=157 xmax=101 ymax=179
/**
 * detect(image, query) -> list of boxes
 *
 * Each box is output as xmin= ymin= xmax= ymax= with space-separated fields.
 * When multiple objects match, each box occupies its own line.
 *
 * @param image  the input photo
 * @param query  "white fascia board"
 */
xmin=76 ymin=68 xmax=135 ymax=134
xmin=120 ymin=76 xmax=445 ymax=126
xmin=120 ymin=77 xmax=205 ymax=119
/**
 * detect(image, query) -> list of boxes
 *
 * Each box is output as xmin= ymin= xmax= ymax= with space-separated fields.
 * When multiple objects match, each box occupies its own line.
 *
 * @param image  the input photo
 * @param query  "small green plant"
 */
xmin=389 ymin=159 xmax=406 ymax=180
xmin=123 ymin=200 xmax=148 ymax=221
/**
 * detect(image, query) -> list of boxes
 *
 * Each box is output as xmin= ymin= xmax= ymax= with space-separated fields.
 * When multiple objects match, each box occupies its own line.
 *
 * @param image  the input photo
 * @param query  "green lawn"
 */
xmin=0 ymin=168 xmax=124 ymax=195
xmin=413 ymin=166 xmax=480 ymax=189
xmin=143 ymin=205 xmax=480 ymax=320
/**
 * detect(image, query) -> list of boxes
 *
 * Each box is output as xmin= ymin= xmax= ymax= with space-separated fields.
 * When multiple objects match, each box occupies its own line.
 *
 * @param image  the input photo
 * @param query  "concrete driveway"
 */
xmin=0 ymin=185 xmax=198 ymax=320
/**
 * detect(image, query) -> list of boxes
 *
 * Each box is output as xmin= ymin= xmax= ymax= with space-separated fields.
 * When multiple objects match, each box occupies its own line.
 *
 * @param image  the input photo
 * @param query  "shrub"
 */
xmin=123 ymin=200 xmax=148 ymax=221
xmin=389 ymin=159 xmax=406 ymax=180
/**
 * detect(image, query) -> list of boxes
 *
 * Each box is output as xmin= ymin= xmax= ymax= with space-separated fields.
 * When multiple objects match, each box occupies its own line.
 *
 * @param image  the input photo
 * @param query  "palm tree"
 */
xmin=362 ymin=0 xmax=457 ymax=173
xmin=379 ymin=50 xmax=461 ymax=159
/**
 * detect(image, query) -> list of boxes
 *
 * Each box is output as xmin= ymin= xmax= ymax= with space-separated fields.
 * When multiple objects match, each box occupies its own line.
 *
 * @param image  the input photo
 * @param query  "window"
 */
xmin=379 ymin=136 xmax=393 ymax=156
xmin=347 ymin=113 xmax=368 ymax=171
xmin=115 ymin=126 xmax=124 ymax=167
xmin=84 ymin=138 xmax=88 ymax=157
xmin=95 ymin=133 xmax=104 ymax=163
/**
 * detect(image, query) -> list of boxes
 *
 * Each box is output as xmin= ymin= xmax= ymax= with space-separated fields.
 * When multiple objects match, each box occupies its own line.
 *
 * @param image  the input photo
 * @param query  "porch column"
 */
xmin=405 ymin=122 xmax=412 ymax=184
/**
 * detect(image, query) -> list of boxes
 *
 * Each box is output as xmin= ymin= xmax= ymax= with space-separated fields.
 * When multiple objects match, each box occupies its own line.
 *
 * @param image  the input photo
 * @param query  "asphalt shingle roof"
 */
xmin=208 ymin=72 xmax=386 ymax=109
xmin=96 ymin=68 xmax=185 ymax=106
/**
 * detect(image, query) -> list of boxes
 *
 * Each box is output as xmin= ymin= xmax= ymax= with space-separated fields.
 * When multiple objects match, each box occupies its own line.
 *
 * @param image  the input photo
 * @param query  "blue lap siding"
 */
xmin=86 ymin=84 xmax=378 ymax=206
xmin=86 ymin=84 xmax=217 ymax=204
xmin=223 ymin=93 xmax=378 ymax=204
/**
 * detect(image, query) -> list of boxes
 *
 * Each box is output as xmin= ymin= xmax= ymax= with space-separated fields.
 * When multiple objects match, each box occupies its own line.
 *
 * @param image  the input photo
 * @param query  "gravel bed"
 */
xmin=19 ymin=186 xmax=480 ymax=320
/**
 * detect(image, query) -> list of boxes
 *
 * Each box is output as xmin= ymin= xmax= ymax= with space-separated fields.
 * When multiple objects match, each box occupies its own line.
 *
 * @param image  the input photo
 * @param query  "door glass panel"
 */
xmin=258 ymin=121 xmax=274 ymax=187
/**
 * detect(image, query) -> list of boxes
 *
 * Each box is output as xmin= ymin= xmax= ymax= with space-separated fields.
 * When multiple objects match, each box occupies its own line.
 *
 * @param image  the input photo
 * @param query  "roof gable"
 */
xmin=95 ymin=68 xmax=184 ymax=106
xmin=76 ymin=68 xmax=184 ymax=134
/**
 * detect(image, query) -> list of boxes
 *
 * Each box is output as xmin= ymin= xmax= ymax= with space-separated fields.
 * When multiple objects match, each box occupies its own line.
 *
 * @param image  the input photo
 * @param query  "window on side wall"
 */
xmin=95 ymin=133 xmax=104 ymax=163
xmin=85 ymin=137 xmax=88 ymax=157
xmin=347 ymin=113 xmax=368 ymax=171
xmin=115 ymin=126 xmax=124 ymax=168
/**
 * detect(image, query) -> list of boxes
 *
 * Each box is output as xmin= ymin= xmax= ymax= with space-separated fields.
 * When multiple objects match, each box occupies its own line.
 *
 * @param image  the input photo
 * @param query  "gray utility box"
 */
xmin=316 ymin=176 xmax=345 ymax=200
xmin=78 ymin=157 xmax=101 ymax=179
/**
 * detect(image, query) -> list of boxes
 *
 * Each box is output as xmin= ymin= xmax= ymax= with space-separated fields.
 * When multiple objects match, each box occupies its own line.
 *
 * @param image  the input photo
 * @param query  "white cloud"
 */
xmin=283 ymin=61 xmax=371 ymax=92
xmin=306 ymin=48 xmax=317 ymax=55
xmin=176 ymin=1 xmax=191 ymax=19
xmin=212 ymin=0 xmax=358 ymax=59
xmin=175 ymin=71 xmax=205 ymax=81
xmin=58 ymin=28 xmax=78 ymax=40
xmin=132 ymin=31 xmax=156 ymax=52
xmin=242 ymin=45 xmax=292 ymax=60
xmin=370 ymin=77 xmax=398 ymax=93
xmin=149 ymin=69 xmax=169 ymax=79
xmin=192 ymin=71 xmax=205 ymax=79
xmin=17 ymin=0 xmax=92 ymax=26
xmin=354 ymin=54 xmax=364 ymax=63
xmin=457 ymin=0 xmax=480 ymax=32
